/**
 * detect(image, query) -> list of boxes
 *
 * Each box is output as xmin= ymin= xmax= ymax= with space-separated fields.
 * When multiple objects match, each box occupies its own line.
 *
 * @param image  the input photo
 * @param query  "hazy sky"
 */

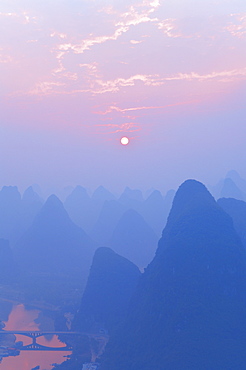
xmin=0 ymin=0 xmax=246 ymax=194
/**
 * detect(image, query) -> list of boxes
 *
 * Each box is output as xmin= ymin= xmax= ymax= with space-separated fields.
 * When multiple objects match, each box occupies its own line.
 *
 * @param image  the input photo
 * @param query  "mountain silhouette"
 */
xmin=101 ymin=180 xmax=246 ymax=370
xmin=14 ymin=186 xmax=44 ymax=240
xmin=0 ymin=186 xmax=22 ymax=243
xmin=64 ymin=185 xmax=92 ymax=232
xmin=110 ymin=208 xmax=158 ymax=268
xmin=118 ymin=187 xmax=144 ymax=211
xmin=220 ymin=177 xmax=245 ymax=200
xmin=64 ymin=185 xmax=114 ymax=234
xmin=226 ymin=170 xmax=246 ymax=194
xmin=140 ymin=190 xmax=169 ymax=236
xmin=92 ymin=186 xmax=115 ymax=202
xmin=218 ymin=197 xmax=246 ymax=249
xmin=15 ymin=194 xmax=95 ymax=279
xmin=0 ymin=239 xmax=15 ymax=283
xmin=74 ymin=247 xmax=141 ymax=333
xmin=90 ymin=200 xmax=126 ymax=245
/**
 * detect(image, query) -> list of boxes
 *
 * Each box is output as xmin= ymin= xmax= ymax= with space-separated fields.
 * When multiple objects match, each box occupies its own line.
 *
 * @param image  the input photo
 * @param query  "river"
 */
xmin=0 ymin=304 xmax=71 ymax=370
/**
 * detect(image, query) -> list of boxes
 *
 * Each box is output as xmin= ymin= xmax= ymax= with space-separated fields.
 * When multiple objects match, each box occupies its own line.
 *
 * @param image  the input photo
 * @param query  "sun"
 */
xmin=120 ymin=137 xmax=129 ymax=145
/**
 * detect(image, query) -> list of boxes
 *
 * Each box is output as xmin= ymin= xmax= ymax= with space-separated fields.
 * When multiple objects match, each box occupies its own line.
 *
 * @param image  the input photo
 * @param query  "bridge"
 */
xmin=0 ymin=331 xmax=99 ymax=351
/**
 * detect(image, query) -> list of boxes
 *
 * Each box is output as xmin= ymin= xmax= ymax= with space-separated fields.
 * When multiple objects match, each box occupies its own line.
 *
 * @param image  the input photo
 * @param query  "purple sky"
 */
xmin=0 ymin=0 xmax=246 ymax=194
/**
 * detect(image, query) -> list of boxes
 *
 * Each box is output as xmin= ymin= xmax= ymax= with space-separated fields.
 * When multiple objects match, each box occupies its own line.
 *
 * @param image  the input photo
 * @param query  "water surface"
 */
xmin=1 ymin=304 xmax=71 ymax=370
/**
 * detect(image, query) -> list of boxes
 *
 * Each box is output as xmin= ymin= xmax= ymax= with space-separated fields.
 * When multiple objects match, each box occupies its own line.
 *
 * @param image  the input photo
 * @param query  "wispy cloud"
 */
xmin=24 ymin=66 xmax=246 ymax=98
xmin=165 ymin=68 xmax=246 ymax=82
xmin=28 ymin=81 xmax=66 ymax=95
xmin=93 ymin=97 xmax=199 ymax=137
xmin=130 ymin=40 xmax=144 ymax=44
xmin=93 ymin=74 xmax=162 ymax=94
xmin=225 ymin=13 xmax=246 ymax=38
xmin=95 ymin=100 xmax=200 ymax=117
xmin=92 ymin=68 xmax=246 ymax=95
xmin=57 ymin=25 xmax=129 ymax=54
xmin=55 ymin=1 xmax=160 ymax=56
xmin=95 ymin=122 xmax=141 ymax=134
xmin=0 ymin=50 xmax=13 ymax=64
xmin=50 ymin=32 xmax=67 ymax=39
xmin=0 ymin=10 xmax=37 ymax=24
xmin=158 ymin=19 xmax=183 ymax=38
xmin=0 ymin=12 xmax=19 ymax=18
xmin=3 ymin=0 xmax=246 ymax=109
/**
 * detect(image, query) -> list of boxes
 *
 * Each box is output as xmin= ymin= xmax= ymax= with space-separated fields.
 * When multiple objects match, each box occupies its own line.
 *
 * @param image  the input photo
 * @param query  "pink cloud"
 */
xmin=225 ymin=13 xmax=246 ymax=38
xmin=158 ymin=19 xmax=184 ymax=38
xmin=95 ymin=122 xmax=141 ymax=134
xmin=94 ymin=102 xmax=194 ymax=116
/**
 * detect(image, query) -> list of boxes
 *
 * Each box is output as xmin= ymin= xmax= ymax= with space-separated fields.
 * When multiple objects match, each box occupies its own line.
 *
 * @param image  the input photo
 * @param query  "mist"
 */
xmin=1 ymin=0 xmax=246 ymax=369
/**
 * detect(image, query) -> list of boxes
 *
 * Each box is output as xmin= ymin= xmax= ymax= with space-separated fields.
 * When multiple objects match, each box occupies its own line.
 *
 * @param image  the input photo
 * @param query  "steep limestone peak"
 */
xmin=166 ymin=179 xmax=215 ymax=226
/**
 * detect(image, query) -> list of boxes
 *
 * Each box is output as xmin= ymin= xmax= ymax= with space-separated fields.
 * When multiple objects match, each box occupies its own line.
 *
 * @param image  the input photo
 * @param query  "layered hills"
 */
xmin=109 ymin=209 xmax=158 ymax=268
xmin=101 ymin=180 xmax=246 ymax=370
xmin=218 ymin=197 xmax=246 ymax=249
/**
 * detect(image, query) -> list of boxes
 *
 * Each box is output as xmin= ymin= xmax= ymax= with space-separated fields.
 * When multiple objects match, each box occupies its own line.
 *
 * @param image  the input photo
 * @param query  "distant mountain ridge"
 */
xmin=109 ymin=208 xmax=158 ymax=268
xmin=15 ymin=194 xmax=95 ymax=279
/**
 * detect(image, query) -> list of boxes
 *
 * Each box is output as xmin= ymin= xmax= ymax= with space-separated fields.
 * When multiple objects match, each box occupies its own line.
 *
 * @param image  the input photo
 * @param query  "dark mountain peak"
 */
xmin=74 ymin=247 xmax=141 ymax=332
xmin=173 ymin=179 xmax=214 ymax=206
xmin=160 ymin=180 xmax=241 ymax=256
xmin=166 ymin=180 xmax=215 ymax=226
xmin=92 ymin=246 xmax=140 ymax=271
xmin=92 ymin=186 xmax=115 ymax=201
xmin=93 ymin=246 xmax=113 ymax=258
xmin=94 ymin=246 xmax=115 ymax=255
xmin=157 ymin=180 xmax=246 ymax=294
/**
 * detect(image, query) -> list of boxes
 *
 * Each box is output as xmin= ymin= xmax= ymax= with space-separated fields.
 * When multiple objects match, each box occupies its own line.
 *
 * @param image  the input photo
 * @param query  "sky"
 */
xmin=0 ymin=0 xmax=246 ymax=195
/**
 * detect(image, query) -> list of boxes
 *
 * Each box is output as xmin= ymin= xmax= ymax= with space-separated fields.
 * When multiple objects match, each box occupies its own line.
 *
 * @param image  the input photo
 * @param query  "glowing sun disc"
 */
xmin=120 ymin=137 xmax=129 ymax=145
